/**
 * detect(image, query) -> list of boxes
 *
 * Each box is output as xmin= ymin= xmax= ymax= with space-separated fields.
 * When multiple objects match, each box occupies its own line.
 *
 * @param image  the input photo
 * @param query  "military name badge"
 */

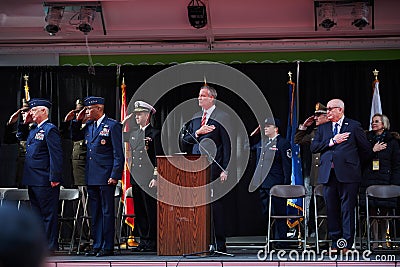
xmin=101 ymin=139 xmax=106 ymax=145
xmin=35 ymin=130 xmax=45 ymax=140
xmin=269 ymin=145 xmax=278 ymax=151
xmin=372 ymin=159 xmax=379 ymax=171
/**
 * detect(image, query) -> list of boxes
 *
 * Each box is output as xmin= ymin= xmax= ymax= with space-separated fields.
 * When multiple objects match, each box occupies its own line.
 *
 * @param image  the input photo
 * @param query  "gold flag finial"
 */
xmin=288 ymin=71 xmax=292 ymax=82
xmin=203 ymin=76 xmax=207 ymax=86
xmin=373 ymin=69 xmax=379 ymax=80
xmin=23 ymin=74 xmax=30 ymax=101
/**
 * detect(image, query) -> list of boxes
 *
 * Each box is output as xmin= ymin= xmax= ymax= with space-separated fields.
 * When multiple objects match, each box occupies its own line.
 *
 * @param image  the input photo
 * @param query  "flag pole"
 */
xmin=296 ymin=61 xmax=300 ymax=124
xmin=369 ymin=69 xmax=382 ymax=130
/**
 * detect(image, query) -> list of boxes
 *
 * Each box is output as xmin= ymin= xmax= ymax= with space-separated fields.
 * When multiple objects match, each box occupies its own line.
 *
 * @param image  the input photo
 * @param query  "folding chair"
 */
xmin=266 ymin=185 xmax=307 ymax=253
xmin=314 ymin=184 xmax=329 ymax=254
xmin=366 ymin=185 xmax=400 ymax=251
xmin=2 ymin=189 xmax=29 ymax=210
xmin=58 ymin=188 xmax=81 ymax=254
xmin=0 ymin=188 xmax=18 ymax=206
xmin=118 ymin=187 xmax=135 ymax=249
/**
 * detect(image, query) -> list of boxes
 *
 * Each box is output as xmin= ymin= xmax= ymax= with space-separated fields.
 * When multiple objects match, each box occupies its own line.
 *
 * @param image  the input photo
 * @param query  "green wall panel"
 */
xmin=60 ymin=49 xmax=400 ymax=66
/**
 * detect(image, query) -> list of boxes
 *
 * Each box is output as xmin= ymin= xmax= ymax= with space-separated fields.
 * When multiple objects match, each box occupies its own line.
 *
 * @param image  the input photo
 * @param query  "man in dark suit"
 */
xmin=253 ymin=117 xmax=292 ymax=246
xmin=123 ymin=100 xmax=162 ymax=252
xmin=310 ymin=98 xmax=372 ymax=253
xmin=182 ymin=84 xmax=231 ymax=252
xmin=16 ymin=98 xmax=63 ymax=252
xmin=71 ymin=96 xmax=124 ymax=257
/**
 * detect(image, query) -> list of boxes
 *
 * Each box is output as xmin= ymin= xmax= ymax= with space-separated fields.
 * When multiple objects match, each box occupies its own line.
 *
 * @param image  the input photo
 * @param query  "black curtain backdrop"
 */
xmin=0 ymin=60 xmax=399 ymax=237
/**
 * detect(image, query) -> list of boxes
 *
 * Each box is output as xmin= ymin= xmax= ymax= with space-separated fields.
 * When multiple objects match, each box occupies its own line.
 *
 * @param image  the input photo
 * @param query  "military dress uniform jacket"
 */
xmin=253 ymin=135 xmax=292 ymax=189
xmin=71 ymin=116 xmax=124 ymax=185
xmin=17 ymin=121 xmax=63 ymax=186
xmin=294 ymin=128 xmax=321 ymax=186
xmin=124 ymin=125 xmax=163 ymax=186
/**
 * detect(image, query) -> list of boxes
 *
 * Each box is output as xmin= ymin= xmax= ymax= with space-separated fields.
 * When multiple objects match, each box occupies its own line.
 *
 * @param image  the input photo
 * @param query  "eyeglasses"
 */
xmin=371 ymin=120 xmax=382 ymax=125
xmin=327 ymin=106 xmax=340 ymax=111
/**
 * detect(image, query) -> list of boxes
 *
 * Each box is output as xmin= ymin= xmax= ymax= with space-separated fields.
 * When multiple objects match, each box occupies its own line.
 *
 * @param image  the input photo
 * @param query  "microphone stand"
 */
xmin=182 ymin=128 xmax=234 ymax=258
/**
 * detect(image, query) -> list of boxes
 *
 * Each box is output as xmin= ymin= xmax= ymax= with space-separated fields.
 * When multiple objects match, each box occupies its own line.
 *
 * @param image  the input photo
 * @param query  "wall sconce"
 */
xmin=187 ymin=0 xmax=207 ymax=29
xmin=44 ymin=6 xmax=64 ymax=35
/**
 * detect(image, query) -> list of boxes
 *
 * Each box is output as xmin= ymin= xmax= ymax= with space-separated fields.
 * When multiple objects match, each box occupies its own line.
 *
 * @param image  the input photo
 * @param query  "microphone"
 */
xmin=184 ymin=128 xmax=227 ymax=175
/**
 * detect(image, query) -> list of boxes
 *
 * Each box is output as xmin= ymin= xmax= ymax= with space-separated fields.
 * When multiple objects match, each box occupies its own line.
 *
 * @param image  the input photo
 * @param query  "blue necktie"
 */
xmin=333 ymin=123 xmax=339 ymax=136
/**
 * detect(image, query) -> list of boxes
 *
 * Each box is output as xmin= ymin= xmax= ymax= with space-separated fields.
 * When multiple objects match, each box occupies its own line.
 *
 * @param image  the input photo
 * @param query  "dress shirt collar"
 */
xmin=95 ymin=114 xmax=105 ymax=127
xmin=140 ymin=123 xmax=150 ymax=131
xmin=37 ymin=118 xmax=48 ymax=128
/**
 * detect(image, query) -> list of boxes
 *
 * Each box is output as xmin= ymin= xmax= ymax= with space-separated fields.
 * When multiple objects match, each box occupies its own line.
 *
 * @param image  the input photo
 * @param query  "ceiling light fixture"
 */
xmin=187 ymin=0 xmax=207 ymax=29
xmin=44 ymin=6 xmax=64 ymax=35
xmin=318 ymin=3 xmax=336 ymax=30
xmin=351 ymin=2 xmax=369 ymax=29
xmin=78 ymin=6 xmax=96 ymax=34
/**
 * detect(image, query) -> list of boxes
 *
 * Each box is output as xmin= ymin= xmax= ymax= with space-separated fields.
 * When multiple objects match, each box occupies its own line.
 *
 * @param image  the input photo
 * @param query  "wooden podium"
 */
xmin=157 ymin=155 xmax=210 ymax=256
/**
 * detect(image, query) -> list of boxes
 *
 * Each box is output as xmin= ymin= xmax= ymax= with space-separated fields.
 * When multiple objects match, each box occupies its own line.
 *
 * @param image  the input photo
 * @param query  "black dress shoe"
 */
xmin=96 ymin=249 xmax=114 ymax=257
xmin=217 ymin=245 xmax=227 ymax=253
xmin=131 ymin=244 xmax=145 ymax=252
xmin=85 ymin=248 xmax=100 ymax=256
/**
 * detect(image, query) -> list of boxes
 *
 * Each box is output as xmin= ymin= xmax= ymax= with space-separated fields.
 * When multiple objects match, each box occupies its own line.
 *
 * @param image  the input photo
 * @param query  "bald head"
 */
xmin=326 ymin=99 xmax=345 ymax=122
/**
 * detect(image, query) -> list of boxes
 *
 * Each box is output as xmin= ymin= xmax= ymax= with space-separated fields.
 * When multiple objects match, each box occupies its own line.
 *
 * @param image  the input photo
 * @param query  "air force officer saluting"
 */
xmin=71 ymin=96 xmax=124 ymax=257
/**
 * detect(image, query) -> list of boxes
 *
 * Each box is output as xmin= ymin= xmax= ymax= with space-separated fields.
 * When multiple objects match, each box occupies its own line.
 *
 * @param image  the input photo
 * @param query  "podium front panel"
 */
xmin=157 ymin=155 xmax=210 ymax=256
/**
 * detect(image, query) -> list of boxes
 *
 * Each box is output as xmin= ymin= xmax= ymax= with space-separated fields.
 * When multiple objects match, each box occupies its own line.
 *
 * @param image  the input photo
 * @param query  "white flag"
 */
xmin=369 ymin=80 xmax=382 ymax=130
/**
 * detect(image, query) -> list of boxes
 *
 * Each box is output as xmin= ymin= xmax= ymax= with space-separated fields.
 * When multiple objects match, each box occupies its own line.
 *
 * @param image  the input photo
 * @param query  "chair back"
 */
xmin=125 ymin=187 xmax=133 ymax=198
xmin=366 ymin=185 xmax=400 ymax=199
xmin=314 ymin=184 xmax=324 ymax=197
xmin=270 ymin=185 xmax=306 ymax=198
xmin=59 ymin=188 xmax=80 ymax=201
xmin=115 ymin=181 xmax=122 ymax=197
xmin=3 ymin=189 xmax=29 ymax=201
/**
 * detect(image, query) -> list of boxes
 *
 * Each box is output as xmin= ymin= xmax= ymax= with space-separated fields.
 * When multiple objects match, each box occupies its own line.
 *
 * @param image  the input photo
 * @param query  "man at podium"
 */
xmin=182 ymin=84 xmax=231 ymax=252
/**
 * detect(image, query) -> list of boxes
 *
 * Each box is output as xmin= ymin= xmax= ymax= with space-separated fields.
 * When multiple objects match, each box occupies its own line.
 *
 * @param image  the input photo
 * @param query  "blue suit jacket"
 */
xmin=72 ymin=116 xmax=124 ymax=185
xmin=310 ymin=117 xmax=372 ymax=184
xmin=17 ymin=121 xmax=63 ymax=186
xmin=182 ymin=108 xmax=231 ymax=180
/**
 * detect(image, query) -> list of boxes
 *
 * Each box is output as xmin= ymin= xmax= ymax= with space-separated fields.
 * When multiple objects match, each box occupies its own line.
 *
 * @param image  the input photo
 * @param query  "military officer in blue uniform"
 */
xmin=16 ymin=98 xmax=63 ymax=252
xmin=253 ymin=117 xmax=292 ymax=246
xmin=123 ymin=100 xmax=163 ymax=252
xmin=71 ymin=96 xmax=124 ymax=257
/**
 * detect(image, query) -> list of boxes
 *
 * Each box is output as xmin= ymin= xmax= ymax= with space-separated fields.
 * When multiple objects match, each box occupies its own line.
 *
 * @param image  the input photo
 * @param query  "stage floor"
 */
xmin=46 ymin=248 xmax=400 ymax=267
xmin=46 ymin=236 xmax=400 ymax=266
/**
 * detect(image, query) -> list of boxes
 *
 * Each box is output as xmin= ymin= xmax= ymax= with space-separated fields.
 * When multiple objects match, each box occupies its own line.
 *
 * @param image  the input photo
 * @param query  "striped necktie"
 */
xmin=201 ymin=112 xmax=207 ymax=126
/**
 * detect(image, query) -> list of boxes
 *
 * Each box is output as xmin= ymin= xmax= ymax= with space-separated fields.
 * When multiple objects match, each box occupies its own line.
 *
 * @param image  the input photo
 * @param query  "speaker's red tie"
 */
xmin=201 ymin=112 xmax=206 ymax=126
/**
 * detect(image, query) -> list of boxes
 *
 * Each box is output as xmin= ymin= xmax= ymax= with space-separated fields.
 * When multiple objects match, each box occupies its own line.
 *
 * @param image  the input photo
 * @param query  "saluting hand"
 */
xmin=64 ymin=110 xmax=76 ymax=122
xmin=7 ymin=109 xmax=22 ymax=125
xmin=76 ymin=108 xmax=86 ymax=121
xmin=303 ymin=115 xmax=315 ymax=127
xmin=121 ymin=113 xmax=133 ymax=125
